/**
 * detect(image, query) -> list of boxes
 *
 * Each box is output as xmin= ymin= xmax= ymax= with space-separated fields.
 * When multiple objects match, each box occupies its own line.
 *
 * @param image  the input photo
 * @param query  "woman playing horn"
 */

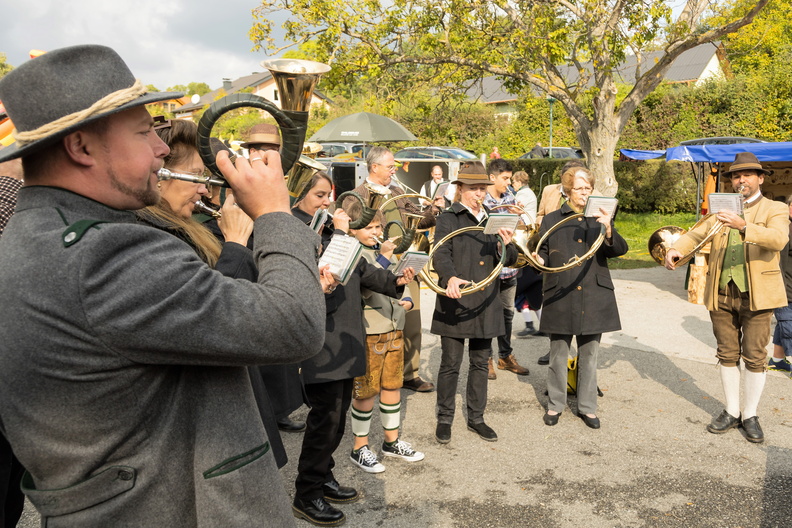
xmin=431 ymin=161 xmax=518 ymax=444
xmin=533 ymin=166 xmax=628 ymax=429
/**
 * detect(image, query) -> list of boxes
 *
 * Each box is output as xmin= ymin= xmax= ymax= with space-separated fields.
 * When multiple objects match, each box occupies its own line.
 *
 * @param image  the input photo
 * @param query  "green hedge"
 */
xmin=506 ymin=159 xmax=697 ymax=214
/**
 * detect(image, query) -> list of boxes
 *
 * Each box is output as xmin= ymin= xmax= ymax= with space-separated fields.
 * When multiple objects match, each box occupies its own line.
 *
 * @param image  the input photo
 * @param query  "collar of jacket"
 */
xmin=450 ymin=200 xmax=489 ymax=219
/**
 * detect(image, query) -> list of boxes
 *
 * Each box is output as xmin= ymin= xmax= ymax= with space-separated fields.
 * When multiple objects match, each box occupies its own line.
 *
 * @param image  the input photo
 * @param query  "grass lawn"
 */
xmin=610 ymin=211 xmax=698 ymax=269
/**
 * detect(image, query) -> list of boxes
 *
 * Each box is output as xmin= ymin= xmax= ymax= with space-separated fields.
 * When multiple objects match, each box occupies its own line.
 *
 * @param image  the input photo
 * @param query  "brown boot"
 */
xmin=487 ymin=358 xmax=497 ymax=380
xmin=498 ymin=354 xmax=530 ymax=375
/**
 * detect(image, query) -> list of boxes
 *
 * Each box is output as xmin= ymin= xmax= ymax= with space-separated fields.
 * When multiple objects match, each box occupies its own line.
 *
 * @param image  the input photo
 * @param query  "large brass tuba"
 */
xmin=195 ymin=58 xmax=330 ymax=197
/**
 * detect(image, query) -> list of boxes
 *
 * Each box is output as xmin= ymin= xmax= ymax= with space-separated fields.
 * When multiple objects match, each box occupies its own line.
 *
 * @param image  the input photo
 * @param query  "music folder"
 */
xmin=318 ymin=234 xmax=363 ymax=285
xmin=584 ymin=196 xmax=618 ymax=217
xmin=394 ymin=251 xmax=430 ymax=276
xmin=483 ymin=213 xmax=520 ymax=235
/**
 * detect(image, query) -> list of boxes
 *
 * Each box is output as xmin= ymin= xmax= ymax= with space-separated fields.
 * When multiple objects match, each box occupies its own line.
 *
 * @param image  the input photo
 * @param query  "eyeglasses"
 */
xmin=572 ymin=186 xmax=593 ymax=193
xmin=376 ymin=164 xmax=396 ymax=171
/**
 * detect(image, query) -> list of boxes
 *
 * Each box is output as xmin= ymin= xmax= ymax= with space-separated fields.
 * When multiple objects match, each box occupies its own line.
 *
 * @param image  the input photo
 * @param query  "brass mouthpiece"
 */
xmin=158 ymin=168 xmax=229 ymax=188
xmin=194 ymin=200 xmax=221 ymax=219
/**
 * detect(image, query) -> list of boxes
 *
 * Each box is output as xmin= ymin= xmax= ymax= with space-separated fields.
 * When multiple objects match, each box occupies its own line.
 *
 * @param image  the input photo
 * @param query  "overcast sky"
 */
xmin=2 ymin=0 xmax=290 ymax=90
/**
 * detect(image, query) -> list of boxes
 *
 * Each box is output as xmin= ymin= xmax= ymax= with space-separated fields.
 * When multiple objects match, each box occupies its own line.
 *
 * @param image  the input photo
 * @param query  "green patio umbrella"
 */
xmin=308 ymin=111 xmax=417 ymax=142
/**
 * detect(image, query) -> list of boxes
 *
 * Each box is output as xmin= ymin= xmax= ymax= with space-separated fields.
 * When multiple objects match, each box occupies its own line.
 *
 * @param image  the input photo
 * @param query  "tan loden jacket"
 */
xmin=672 ymin=196 xmax=790 ymax=312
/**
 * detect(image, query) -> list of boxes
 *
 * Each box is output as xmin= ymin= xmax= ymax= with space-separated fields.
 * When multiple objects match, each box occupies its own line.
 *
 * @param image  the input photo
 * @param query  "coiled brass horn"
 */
xmin=336 ymin=182 xmax=392 ymax=230
xmin=648 ymin=214 xmax=722 ymax=267
xmin=195 ymin=58 xmax=330 ymax=194
xmin=418 ymin=226 xmax=508 ymax=297
xmin=485 ymin=204 xmax=604 ymax=273
xmin=380 ymin=213 xmax=426 ymax=254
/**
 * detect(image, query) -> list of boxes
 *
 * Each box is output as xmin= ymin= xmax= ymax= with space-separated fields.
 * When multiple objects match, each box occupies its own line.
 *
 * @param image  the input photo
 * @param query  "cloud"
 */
xmin=3 ymin=0 xmax=287 ymax=89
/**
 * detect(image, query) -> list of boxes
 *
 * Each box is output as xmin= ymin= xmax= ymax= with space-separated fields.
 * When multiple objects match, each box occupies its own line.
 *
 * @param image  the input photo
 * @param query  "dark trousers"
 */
xmin=295 ymin=378 xmax=353 ymax=500
xmin=437 ymin=336 xmax=492 ymax=425
xmin=0 ymin=434 xmax=24 ymax=528
xmin=496 ymin=277 xmax=517 ymax=359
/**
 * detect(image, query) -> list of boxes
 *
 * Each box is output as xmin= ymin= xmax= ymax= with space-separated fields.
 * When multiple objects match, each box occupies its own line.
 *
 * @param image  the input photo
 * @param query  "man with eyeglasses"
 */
xmin=345 ymin=146 xmax=441 ymax=392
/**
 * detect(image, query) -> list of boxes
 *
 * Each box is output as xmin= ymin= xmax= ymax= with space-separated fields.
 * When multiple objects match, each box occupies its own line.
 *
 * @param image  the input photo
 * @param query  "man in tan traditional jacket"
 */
xmin=665 ymin=152 xmax=789 ymax=443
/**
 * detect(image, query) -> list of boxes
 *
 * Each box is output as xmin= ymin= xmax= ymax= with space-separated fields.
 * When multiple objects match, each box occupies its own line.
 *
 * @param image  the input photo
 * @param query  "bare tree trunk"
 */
xmin=575 ymin=123 xmax=620 ymax=197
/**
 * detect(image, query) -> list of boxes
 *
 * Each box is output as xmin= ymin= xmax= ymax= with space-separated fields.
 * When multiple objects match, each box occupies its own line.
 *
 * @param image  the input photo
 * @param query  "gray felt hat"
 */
xmin=0 ymin=44 xmax=183 ymax=163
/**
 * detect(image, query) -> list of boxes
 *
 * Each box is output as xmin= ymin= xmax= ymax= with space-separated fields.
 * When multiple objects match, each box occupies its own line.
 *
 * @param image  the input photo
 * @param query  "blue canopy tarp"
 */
xmin=619 ymin=149 xmax=666 ymax=160
xmin=665 ymin=142 xmax=792 ymax=162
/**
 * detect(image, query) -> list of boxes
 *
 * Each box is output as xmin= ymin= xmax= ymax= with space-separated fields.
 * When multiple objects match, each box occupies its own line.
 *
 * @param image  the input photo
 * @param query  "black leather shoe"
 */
xmin=292 ymin=497 xmax=345 ymax=526
xmin=436 ymin=423 xmax=452 ymax=444
xmin=277 ymin=416 xmax=306 ymax=433
xmin=543 ymin=411 xmax=560 ymax=426
xmin=538 ymin=352 xmax=550 ymax=365
xmin=577 ymin=412 xmax=600 ymax=429
xmin=706 ymin=410 xmax=740 ymax=434
xmin=323 ymin=479 xmax=359 ymax=503
xmin=402 ymin=377 xmax=435 ymax=392
xmin=467 ymin=421 xmax=498 ymax=442
xmin=741 ymin=416 xmax=765 ymax=443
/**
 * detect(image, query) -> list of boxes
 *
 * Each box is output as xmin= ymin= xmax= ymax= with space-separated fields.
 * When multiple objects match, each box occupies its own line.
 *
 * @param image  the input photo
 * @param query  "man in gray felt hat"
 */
xmin=0 ymin=44 xmax=325 ymax=526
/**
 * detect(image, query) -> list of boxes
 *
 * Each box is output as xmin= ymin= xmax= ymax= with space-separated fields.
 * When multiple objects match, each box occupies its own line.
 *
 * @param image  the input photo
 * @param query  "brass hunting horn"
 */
xmin=335 ymin=182 xmax=392 ymax=230
xmin=195 ymin=58 xmax=330 ymax=197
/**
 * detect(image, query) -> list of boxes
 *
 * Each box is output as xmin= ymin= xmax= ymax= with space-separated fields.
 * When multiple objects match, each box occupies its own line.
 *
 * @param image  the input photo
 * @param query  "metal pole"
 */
xmin=547 ymin=97 xmax=556 ymax=158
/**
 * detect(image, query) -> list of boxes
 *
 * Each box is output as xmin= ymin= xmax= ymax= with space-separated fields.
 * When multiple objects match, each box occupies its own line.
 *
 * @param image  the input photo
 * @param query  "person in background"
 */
xmin=489 ymin=146 xmax=501 ymax=160
xmin=769 ymin=197 xmax=792 ymax=375
xmin=511 ymin=170 xmax=537 ymax=225
xmin=240 ymin=123 xmax=281 ymax=155
xmin=483 ymin=159 xmax=530 ymax=379
xmin=510 ymin=170 xmax=542 ymax=337
xmin=420 ymin=164 xmax=449 ymax=207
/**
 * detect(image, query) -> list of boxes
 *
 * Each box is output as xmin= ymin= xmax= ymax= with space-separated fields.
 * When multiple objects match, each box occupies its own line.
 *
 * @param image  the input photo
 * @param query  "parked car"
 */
xmin=316 ymin=142 xmax=368 ymax=158
xmin=394 ymin=147 xmax=478 ymax=160
xmin=519 ymin=146 xmax=584 ymax=159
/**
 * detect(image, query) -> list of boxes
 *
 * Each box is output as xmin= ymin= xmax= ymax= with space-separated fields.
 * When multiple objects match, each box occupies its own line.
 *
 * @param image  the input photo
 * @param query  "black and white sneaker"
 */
xmin=382 ymin=439 xmax=425 ymax=462
xmin=350 ymin=445 xmax=385 ymax=473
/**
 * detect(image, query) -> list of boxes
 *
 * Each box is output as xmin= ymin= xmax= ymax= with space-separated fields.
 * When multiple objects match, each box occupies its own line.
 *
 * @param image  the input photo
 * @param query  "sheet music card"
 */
xmin=708 ymin=193 xmax=744 ymax=215
xmin=483 ymin=213 xmax=520 ymax=235
xmin=584 ymin=196 xmax=618 ymax=217
xmin=317 ymin=234 xmax=363 ymax=285
xmin=393 ymin=251 xmax=430 ymax=276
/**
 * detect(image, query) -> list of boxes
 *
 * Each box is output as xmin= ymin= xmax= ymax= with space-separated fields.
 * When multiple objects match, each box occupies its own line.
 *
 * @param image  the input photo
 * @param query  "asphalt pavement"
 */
xmin=17 ymin=267 xmax=792 ymax=527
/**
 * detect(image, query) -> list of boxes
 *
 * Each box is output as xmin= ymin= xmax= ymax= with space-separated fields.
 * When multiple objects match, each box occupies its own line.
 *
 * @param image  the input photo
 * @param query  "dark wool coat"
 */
xmin=538 ymin=203 xmax=628 ymax=336
xmin=430 ymin=202 xmax=519 ymax=338
xmin=0 ymin=187 xmax=325 ymax=527
xmin=300 ymin=236 xmax=404 ymax=384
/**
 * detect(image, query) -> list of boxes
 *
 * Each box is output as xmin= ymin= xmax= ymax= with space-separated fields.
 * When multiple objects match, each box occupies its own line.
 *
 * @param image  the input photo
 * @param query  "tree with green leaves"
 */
xmin=0 ymin=53 xmax=12 ymax=79
xmin=251 ymin=0 xmax=769 ymax=195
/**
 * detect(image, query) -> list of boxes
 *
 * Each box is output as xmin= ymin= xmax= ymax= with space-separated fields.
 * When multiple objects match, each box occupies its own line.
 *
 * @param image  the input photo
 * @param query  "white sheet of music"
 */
xmin=584 ymin=196 xmax=618 ymax=217
xmin=394 ymin=251 xmax=430 ymax=276
xmin=483 ymin=213 xmax=520 ymax=235
xmin=708 ymin=193 xmax=744 ymax=215
xmin=318 ymin=234 xmax=363 ymax=285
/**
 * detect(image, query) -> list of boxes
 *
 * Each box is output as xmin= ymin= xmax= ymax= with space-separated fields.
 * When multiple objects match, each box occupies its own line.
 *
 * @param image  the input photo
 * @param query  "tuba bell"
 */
xmin=195 ymin=59 xmax=330 ymax=194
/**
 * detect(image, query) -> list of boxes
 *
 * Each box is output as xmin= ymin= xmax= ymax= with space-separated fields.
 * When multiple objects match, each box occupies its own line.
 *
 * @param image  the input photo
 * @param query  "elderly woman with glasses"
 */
xmin=533 ymin=166 xmax=628 ymax=429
